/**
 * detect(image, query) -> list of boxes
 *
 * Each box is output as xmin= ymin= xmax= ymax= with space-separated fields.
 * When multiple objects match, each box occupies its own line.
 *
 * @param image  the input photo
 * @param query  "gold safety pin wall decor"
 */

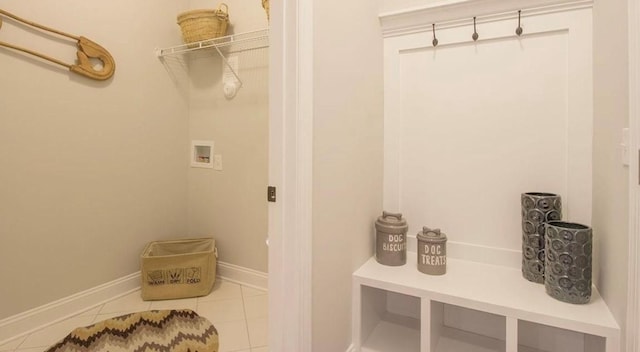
xmin=0 ymin=8 xmax=115 ymax=81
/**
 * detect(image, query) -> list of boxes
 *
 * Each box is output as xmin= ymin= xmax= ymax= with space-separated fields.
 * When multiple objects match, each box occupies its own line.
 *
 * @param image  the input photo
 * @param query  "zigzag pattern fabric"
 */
xmin=45 ymin=309 xmax=219 ymax=352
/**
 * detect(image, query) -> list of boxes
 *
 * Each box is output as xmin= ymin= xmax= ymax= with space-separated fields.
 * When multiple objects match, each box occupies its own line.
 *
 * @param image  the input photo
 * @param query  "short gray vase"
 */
xmin=544 ymin=221 xmax=592 ymax=304
xmin=521 ymin=192 xmax=562 ymax=283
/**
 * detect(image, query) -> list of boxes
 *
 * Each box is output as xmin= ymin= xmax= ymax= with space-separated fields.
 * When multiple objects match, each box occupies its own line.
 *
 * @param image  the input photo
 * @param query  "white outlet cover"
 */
xmin=213 ymin=154 xmax=223 ymax=170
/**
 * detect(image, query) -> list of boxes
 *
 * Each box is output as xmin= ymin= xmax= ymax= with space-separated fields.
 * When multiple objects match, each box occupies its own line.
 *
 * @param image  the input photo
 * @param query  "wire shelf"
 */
xmin=155 ymin=28 xmax=269 ymax=57
xmin=155 ymin=28 xmax=269 ymax=98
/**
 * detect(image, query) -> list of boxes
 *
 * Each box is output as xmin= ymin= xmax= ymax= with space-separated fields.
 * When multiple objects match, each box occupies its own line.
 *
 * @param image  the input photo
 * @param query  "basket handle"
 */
xmin=216 ymin=3 xmax=229 ymax=14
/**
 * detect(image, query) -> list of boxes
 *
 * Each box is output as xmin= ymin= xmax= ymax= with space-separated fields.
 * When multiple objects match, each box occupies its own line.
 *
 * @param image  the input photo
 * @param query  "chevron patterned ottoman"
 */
xmin=45 ymin=309 xmax=218 ymax=352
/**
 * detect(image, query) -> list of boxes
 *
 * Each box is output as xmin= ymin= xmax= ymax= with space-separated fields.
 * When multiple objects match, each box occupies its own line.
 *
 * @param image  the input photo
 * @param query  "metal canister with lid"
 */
xmin=417 ymin=227 xmax=447 ymax=275
xmin=375 ymin=211 xmax=408 ymax=266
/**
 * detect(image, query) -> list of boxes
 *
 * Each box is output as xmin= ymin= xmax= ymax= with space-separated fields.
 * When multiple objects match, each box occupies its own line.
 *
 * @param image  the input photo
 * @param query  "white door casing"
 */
xmin=626 ymin=0 xmax=640 ymax=350
xmin=268 ymin=0 xmax=314 ymax=351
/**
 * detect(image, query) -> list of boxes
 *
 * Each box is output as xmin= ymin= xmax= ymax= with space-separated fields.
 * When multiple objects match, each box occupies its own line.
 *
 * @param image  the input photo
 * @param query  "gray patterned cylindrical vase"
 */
xmin=521 ymin=192 xmax=562 ymax=283
xmin=544 ymin=221 xmax=592 ymax=304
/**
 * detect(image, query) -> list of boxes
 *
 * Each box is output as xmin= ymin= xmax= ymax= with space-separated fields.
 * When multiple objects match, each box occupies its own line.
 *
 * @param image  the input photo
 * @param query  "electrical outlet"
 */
xmin=213 ymin=154 xmax=223 ymax=171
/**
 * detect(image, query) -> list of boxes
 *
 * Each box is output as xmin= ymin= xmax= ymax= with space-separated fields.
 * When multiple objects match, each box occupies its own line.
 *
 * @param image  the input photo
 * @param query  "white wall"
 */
xmin=311 ymin=0 xmax=384 ymax=350
xmin=310 ymin=0 xmax=630 ymax=349
xmin=379 ymin=0 xmax=439 ymax=13
xmin=592 ymin=0 xmax=630 ymax=347
xmin=383 ymin=12 xmax=593 ymax=259
xmin=186 ymin=0 xmax=269 ymax=272
xmin=0 ymin=0 xmax=189 ymax=319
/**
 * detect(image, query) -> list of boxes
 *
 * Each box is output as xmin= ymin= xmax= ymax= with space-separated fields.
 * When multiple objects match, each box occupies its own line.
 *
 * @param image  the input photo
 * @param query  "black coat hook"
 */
xmin=472 ymin=17 xmax=479 ymax=41
xmin=432 ymin=23 xmax=438 ymax=47
xmin=516 ymin=10 xmax=523 ymax=36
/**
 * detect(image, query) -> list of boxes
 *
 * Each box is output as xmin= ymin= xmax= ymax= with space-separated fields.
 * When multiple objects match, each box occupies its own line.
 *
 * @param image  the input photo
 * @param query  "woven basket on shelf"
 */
xmin=177 ymin=3 xmax=229 ymax=44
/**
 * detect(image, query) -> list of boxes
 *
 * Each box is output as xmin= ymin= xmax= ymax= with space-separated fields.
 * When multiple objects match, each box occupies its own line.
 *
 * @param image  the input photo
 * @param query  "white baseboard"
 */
xmin=216 ymin=261 xmax=268 ymax=290
xmin=0 ymin=262 xmax=268 ymax=346
xmin=0 ymin=272 xmax=141 ymax=346
xmin=345 ymin=344 xmax=357 ymax=352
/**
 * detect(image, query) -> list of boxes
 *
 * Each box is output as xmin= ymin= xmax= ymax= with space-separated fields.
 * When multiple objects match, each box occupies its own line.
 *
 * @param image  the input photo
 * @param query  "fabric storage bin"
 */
xmin=141 ymin=238 xmax=217 ymax=300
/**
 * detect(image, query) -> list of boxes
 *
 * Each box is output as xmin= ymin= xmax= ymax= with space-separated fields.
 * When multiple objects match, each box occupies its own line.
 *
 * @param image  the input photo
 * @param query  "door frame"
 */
xmin=268 ymin=0 xmax=314 ymax=351
xmin=627 ymin=0 xmax=640 ymax=350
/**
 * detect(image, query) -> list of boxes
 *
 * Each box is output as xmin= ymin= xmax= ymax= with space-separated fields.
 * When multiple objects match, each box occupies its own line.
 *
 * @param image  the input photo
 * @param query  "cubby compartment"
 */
xmin=430 ymin=301 xmax=505 ymax=352
xmin=518 ymin=320 xmax=606 ymax=352
xmin=353 ymin=255 xmax=619 ymax=352
xmin=359 ymin=285 xmax=420 ymax=352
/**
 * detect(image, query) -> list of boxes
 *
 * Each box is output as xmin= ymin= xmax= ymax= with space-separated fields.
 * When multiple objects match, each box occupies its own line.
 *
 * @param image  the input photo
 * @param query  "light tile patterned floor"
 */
xmin=0 ymin=279 xmax=268 ymax=352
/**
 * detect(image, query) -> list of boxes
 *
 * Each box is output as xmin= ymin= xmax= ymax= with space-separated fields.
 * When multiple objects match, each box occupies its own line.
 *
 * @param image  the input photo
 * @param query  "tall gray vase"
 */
xmin=521 ymin=192 xmax=562 ymax=283
xmin=544 ymin=221 xmax=592 ymax=304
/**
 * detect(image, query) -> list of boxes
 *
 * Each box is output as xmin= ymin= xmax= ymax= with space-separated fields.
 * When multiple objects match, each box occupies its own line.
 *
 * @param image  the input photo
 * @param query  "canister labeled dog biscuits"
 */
xmin=375 ymin=212 xmax=408 ymax=266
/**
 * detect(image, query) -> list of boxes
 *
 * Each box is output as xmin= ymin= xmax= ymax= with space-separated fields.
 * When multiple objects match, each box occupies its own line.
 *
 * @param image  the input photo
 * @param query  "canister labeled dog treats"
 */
xmin=417 ymin=227 xmax=447 ymax=275
xmin=375 ymin=211 xmax=408 ymax=266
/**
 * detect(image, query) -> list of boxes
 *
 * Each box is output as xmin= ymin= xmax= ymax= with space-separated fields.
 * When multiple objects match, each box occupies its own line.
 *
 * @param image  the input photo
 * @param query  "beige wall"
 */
xmin=592 ymin=0 xmax=630 ymax=347
xmin=0 ymin=1 xmax=190 ymax=319
xmin=186 ymin=0 xmax=269 ymax=272
xmin=311 ymin=0 xmax=384 ymax=350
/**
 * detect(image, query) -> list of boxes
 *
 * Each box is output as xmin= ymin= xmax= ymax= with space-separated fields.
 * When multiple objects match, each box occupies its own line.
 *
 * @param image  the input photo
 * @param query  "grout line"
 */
xmin=240 ymin=285 xmax=252 ymax=348
xmin=87 ymin=305 xmax=103 ymax=325
xmin=89 ymin=304 xmax=108 ymax=324
xmin=12 ymin=334 xmax=26 ymax=351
